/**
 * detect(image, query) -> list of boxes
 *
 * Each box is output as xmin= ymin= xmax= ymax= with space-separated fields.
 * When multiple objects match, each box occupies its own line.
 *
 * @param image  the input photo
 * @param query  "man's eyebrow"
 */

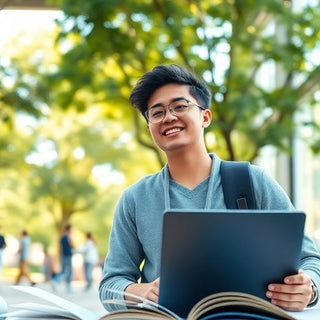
xmin=150 ymin=96 xmax=186 ymax=109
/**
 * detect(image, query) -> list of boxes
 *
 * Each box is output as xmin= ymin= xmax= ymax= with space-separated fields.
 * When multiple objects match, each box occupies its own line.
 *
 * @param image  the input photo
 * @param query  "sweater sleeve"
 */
xmin=251 ymin=165 xmax=320 ymax=304
xmin=99 ymin=189 xmax=144 ymax=311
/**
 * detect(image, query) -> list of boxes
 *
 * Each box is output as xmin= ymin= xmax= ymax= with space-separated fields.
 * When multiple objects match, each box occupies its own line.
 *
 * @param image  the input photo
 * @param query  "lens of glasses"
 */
xmin=147 ymin=100 xmax=190 ymax=123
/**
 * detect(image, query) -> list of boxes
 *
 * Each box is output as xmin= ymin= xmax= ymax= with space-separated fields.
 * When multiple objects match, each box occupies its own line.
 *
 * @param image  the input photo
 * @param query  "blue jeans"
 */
xmin=54 ymin=255 xmax=72 ymax=289
xmin=84 ymin=262 xmax=94 ymax=288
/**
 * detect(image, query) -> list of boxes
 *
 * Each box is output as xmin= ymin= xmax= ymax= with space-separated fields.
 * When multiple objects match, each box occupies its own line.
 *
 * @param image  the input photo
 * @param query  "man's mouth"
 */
xmin=163 ymin=127 xmax=183 ymax=136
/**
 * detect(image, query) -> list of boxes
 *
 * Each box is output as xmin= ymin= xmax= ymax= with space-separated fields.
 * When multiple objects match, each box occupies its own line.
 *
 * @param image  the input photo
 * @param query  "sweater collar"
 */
xmin=162 ymin=153 xmax=218 ymax=210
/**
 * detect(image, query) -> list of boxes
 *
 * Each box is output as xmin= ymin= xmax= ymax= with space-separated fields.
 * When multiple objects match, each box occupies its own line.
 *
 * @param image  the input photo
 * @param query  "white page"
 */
xmin=286 ymin=308 xmax=320 ymax=320
xmin=10 ymin=286 xmax=100 ymax=320
xmin=10 ymin=302 xmax=77 ymax=319
xmin=0 ymin=295 xmax=8 ymax=314
xmin=106 ymin=287 xmax=179 ymax=318
xmin=2 ymin=309 xmax=66 ymax=319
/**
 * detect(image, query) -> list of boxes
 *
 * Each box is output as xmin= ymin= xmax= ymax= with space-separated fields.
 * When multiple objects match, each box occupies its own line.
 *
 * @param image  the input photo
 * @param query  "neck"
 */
xmin=166 ymin=149 xmax=212 ymax=189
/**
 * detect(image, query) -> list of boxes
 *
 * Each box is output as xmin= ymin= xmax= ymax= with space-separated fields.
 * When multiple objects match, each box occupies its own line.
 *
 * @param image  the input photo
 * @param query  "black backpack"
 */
xmin=220 ymin=160 xmax=256 ymax=209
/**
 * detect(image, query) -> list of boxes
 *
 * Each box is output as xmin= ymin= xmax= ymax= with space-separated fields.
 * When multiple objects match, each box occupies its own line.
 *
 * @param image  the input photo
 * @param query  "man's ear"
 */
xmin=202 ymin=109 xmax=212 ymax=128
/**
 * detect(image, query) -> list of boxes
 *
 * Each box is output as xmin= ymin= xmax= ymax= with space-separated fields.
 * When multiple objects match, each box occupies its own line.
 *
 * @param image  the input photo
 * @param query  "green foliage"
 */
xmin=1 ymin=0 xmax=320 ymax=250
xmin=50 ymin=0 xmax=320 ymax=161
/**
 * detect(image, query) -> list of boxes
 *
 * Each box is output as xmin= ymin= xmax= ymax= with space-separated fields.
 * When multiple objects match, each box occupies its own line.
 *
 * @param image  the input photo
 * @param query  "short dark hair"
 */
xmin=129 ymin=64 xmax=212 ymax=119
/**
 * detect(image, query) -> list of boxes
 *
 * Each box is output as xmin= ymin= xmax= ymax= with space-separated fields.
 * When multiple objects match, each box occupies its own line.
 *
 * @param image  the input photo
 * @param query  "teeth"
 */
xmin=165 ymin=128 xmax=181 ymax=135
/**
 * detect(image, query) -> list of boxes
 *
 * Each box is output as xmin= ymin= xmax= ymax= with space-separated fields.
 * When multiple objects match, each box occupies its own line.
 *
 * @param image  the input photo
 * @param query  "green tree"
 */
xmin=0 ymin=104 xmax=158 ymax=252
xmin=49 ymin=0 xmax=320 ymax=162
xmin=0 ymin=23 xmax=54 ymax=125
xmin=0 ymin=24 xmax=158 ymax=245
xmin=1 ymin=1 xmax=320 ymax=245
xmin=24 ymin=106 xmax=158 ymax=234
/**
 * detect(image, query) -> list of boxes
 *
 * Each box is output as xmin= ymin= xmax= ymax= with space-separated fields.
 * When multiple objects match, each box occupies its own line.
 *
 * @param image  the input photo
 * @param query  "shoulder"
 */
xmin=249 ymin=164 xmax=277 ymax=185
xmin=23 ymin=236 xmax=31 ymax=245
xmin=60 ymin=234 xmax=68 ymax=242
xmin=248 ymin=164 xmax=294 ymax=209
xmin=248 ymin=163 xmax=284 ymax=191
xmin=248 ymin=163 xmax=265 ymax=178
xmin=122 ymin=167 xmax=166 ymax=198
xmin=114 ymin=167 xmax=167 ymax=219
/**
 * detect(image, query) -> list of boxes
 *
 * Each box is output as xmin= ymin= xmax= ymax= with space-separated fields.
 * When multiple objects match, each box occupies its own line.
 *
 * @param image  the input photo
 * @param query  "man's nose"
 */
xmin=162 ymin=107 xmax=177 ymax=122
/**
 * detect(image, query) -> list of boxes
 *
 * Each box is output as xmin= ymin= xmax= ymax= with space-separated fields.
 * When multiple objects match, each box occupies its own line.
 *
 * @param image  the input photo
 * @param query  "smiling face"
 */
xmin=147 ymin=83 xmax=212 ymax=154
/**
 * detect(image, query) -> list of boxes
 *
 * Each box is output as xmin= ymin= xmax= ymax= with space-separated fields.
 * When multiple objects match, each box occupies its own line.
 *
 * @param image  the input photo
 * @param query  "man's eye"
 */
xmin=151 ymin=110 xmax=164 ymax=118
xmin=174 ymin=104 xmax=188 ymax=112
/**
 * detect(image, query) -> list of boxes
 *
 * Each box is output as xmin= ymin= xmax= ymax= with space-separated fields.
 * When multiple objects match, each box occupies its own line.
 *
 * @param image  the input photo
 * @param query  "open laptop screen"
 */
xmin=158 ymin=210 xmax=305 ymax=318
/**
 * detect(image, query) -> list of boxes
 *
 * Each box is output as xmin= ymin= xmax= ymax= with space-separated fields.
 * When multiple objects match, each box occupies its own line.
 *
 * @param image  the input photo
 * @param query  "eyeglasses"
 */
xmin=145 ymin=98 xmax=206 ymax=124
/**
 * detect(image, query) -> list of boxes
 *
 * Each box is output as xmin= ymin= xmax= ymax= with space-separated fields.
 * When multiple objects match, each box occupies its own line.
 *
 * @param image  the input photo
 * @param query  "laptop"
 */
xmin=158 ymin=209 xmax=306 ymax=318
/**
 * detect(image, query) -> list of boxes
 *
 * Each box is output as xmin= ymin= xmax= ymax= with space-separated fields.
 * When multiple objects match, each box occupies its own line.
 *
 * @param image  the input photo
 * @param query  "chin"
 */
xmin=161 ymin=143 xmax=189 ymax=153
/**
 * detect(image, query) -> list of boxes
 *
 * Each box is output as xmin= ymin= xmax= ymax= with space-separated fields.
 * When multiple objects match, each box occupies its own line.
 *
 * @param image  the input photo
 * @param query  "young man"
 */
xmin=99 ymin=64 xmax=320 ymax=311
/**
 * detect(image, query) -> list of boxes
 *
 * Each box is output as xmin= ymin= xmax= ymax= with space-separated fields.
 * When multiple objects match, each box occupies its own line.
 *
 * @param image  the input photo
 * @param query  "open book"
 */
xmin=1 ymin=286 xmax=320 ymax=320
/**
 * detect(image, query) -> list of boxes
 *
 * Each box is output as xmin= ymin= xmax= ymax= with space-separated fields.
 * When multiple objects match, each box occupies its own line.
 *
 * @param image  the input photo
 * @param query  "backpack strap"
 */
xmin=220 ymin=160 xmax=256 ymax=209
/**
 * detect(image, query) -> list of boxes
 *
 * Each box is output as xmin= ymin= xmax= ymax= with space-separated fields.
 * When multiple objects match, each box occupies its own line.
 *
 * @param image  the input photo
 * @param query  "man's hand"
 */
xmin=124 ymin=277 xmax=160 ymax=303
xmin=266 ymin=270 xmax=314 ymax=311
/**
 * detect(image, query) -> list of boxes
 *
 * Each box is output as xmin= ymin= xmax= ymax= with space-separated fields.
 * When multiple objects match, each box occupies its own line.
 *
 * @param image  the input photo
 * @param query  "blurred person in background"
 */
xmin=42 ymin=247 xmax=58 ymax=283
xmin=52 ymin=224 xmax=74 ymax=292
xmin=14 ymin=229 xmax=36 ymax=286
xmin=76 ymin=232 xmax=99 ymax=291
xmin=0 ymin=225 xmax=6 ymax=279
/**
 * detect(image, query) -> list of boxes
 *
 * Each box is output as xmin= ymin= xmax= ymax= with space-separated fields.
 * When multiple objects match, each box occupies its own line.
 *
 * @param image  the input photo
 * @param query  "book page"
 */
xmin=0 ymin=295 xmax=8 ymax=315
xmin=188 ymin=292 xmax=293 ymax=320
xmin=104 ymin=288 xmax=179 ymax=319
xmin=2 ymin=309 xmax=67 ymax=318
xmin=286 ymin=308 xmax=320 ymax=320
xmin=100 ymin=309 xmax=176 ymax=320
xmin=10 ymin=286 xmax=100 ymax=320
xmin=9 ymin=302 xmax=78 ymax=319
xmin=187 ymin=292 xmax=320 ymax=320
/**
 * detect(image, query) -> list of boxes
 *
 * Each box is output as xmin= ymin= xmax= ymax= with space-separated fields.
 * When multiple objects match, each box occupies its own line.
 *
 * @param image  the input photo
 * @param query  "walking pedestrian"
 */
xmin=53 ymin=224 xmax=74 ymax=292
xmin=14 ymin=230 xmax=36 ymax=286
xmin=77 ymin=232 xmax=99 ymax=291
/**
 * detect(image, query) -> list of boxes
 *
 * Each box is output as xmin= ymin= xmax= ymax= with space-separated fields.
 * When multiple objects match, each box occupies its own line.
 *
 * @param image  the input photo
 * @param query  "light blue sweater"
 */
xmin=99 ymin=153 xmax=320 ymax=309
